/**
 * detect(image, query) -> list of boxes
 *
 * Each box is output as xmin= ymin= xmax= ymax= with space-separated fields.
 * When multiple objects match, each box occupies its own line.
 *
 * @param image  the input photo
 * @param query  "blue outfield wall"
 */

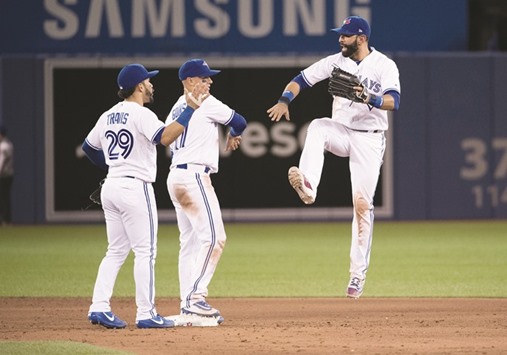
xmin=2 ymin=53 xmax=507 ymax=223
xmin=394 ymin=54 xmax=507 ymax=220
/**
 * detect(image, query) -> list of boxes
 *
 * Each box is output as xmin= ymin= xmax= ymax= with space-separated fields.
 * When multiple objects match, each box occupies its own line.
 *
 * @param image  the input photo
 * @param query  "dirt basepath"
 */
xmin=1 ymin=297 xmax=506 ymax=354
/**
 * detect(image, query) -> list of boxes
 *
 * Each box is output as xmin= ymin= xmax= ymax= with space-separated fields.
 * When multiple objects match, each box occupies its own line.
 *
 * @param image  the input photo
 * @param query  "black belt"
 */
xmin=122 ymin=176 xmax=146 ymax=182
xmin=350 ymin=128 xmax=383 ymax=133
xmin=176 ymin=164 xmax=211 ymax=173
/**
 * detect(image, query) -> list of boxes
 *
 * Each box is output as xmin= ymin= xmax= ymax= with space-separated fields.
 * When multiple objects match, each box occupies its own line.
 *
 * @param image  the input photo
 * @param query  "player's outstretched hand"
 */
xmin=267 ymin=102 xmax=290 ymax=122
xmin=225 ymin=134 xmax=242 ymax=152
xmin=185 ymin=82 xmax=210 ymax=109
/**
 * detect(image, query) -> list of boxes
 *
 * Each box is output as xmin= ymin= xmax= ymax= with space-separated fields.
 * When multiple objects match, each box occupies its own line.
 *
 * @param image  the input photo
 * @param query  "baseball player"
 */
xmin=82 ymin=63 xmax=209 ymax=329
xmin=164 ymin=59 xmax=246 ymax=326
xmin=267 ymin=16 xmax=401 ymax=299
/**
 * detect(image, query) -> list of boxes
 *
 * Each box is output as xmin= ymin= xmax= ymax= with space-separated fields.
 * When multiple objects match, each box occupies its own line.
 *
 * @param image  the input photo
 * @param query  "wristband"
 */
xmin=367 ymin=94 xmax=383 ymax=108
xmin=176 ymin=106 xmax=195 ymax=127
xmin=278 ymin=90 xmax=295 ymax=105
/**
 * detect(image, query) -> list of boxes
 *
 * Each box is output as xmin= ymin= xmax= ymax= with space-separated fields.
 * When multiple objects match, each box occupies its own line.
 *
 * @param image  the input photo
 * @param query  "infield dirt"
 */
xmin=1 ymin=297 xmax=506 ymax=354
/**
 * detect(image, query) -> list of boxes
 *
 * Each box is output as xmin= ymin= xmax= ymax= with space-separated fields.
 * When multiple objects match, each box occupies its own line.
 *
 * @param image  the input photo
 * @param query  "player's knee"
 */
xmin=308 ymin=118 xmax=326 ymax=132
xmin=307 ymin=118 xmax=333 ymax=139
xmin=353 ymin=193 xmax=370 ymax=216
xmin=208 ymin=240 xmax=225 ymax=264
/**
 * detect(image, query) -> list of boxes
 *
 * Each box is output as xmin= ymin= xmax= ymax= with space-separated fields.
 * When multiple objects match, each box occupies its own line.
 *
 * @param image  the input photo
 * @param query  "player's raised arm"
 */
xmin=267 ymin=80 xmax=302 ymax=122
xmin=160 ymin=82 xmax=210 ymax=146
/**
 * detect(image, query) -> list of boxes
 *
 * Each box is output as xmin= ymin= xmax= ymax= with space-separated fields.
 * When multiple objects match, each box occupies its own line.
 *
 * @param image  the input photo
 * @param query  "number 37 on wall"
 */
xmin=461 ymin=137 xmax=507 ymax=208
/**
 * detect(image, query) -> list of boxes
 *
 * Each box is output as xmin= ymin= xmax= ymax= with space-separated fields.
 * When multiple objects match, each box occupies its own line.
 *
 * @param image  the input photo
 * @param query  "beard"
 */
xmin=341 ymin=39 xmax=359 ymax=58
xmin=145 ymin=89 xmax=154 ymax=104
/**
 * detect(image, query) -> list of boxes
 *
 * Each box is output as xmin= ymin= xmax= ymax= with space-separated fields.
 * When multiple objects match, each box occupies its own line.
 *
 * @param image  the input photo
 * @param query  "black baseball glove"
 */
xmin=89 ymin=179 xmax=105 ymax=206
xmin=328 ymin=67 xmax=367 ymax=103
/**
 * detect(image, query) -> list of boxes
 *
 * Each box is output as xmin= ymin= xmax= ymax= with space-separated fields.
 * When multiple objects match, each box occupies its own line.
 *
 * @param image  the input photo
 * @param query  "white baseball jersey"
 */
xmin=165 ymin=95 xmax=234 ymax=173
xmin=301 ymin=48 xmax=400 ymax=131
xmin=85 ymin=101 xmax=165 ymax=182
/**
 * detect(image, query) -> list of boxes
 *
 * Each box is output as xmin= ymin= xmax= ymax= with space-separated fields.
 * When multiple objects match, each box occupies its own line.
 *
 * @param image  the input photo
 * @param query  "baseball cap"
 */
xmin=117 ymin=64 xmax=159 ymax=90
xmin=178 ymin=59 xmax=221 ymax=80
xmin=331 ymin=16 xmax=371 ymax=38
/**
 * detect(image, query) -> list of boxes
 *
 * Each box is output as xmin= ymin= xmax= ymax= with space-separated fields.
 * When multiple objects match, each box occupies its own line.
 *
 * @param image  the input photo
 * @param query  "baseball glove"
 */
xmin=328 ymin=67 xmax=367 ymax=103
xmin=89 ymin=179 xmax=105 ymax=206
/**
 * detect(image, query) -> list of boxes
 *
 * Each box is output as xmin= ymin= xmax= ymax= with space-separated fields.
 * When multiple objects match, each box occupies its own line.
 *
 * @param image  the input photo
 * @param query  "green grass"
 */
xmin=0 ymin=341 xmax=133 ymax=355
xmin=0 ymin=221 xmax=506 ymax=297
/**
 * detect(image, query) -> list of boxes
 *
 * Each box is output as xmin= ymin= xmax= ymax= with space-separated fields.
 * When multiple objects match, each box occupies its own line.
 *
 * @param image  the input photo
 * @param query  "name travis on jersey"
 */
xmin=107 ymin=112 xmax=129 ymax=125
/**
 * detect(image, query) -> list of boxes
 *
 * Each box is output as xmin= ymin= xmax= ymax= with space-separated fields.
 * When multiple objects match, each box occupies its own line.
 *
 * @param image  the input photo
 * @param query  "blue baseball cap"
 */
xmin=331 ymin=16 xmax=371 ymax=38
xmin=117 ymin=64 xmax=159 ymax=90
xmin=178 ymin=59 xmax=221 ymax=80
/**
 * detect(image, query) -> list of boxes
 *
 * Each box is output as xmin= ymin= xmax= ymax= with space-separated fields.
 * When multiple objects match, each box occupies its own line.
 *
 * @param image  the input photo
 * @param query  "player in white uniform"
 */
xmin=164 ymin=59 xmax=246 ymax=326
xmin=82 ymin=63 xmax=208 ymax=329
xmin=268 ymin=16 xmax=401 ymax=299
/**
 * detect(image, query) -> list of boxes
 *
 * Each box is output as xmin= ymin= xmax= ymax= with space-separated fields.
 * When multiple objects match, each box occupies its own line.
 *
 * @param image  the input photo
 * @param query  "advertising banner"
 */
xmin=44 ymin=57 xmax=392 ymax=222
xmin=2 ymin=0 xmax=467 ymax=55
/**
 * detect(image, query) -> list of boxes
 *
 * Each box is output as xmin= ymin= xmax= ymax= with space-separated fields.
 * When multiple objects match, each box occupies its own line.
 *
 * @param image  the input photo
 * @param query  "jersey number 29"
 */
xmin=106 ymin=129 xmax=134 ymax=160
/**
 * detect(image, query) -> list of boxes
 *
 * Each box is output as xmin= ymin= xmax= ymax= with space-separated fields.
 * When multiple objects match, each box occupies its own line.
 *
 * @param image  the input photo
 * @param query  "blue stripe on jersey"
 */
xmin=143 ymin=182 xmax=157 ymax=316
xmin=178 ymin=126 xmax=189 ymax=149
xmin=362 ymin=133 xmax=384 ymax=275
xmin=293 ymin=73 xmax=312 ymax=89
xmin=84 ymin=137 xmax=101 ymax=150
xmin=223 ymin=110 xmax=235 ymax=126
xmin=185 ymin=173 xmax=216 ymax=308
xmin=151 ymin=126 xmax=165 ymax=144
xmin=362 ymin=209 xmax=374 ymax=276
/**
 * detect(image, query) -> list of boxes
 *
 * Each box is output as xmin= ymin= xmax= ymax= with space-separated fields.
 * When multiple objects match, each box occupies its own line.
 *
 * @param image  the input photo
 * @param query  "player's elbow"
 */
xmin=385 ymin=91 xmax=400 ymax=111
xmin=228 ymin=113 xmax=247 ymax=137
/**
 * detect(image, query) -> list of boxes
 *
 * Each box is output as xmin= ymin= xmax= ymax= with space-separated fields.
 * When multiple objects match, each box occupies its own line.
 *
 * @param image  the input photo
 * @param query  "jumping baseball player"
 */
xmin=82 ymin=63 xmax=209 ymax=329
xmin=164 ymin=59 xmax=246 ymax=327
xmin=267 ymin=16 xmax=401 ymax=299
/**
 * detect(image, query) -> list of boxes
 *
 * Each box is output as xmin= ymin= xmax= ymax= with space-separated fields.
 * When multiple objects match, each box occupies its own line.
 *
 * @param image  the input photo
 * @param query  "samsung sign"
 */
xmin=43 ymin=0 xmax=367 ymax=39
xmin=2 ymin=0 xmax=467 ymax=54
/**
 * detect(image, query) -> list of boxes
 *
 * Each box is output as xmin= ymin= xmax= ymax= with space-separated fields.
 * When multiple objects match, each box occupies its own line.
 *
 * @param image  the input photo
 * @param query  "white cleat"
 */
xmin=346 ymin=277 xmax=364 ymax=299
xmin=288 ymin=166 xmax=316 ymax=205
xmin=181 ymin=300 xmax=221 ymax=317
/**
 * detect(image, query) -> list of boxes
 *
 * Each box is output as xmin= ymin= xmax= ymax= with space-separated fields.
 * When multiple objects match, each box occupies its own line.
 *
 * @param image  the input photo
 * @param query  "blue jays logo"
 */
xmin=358 ymin=75 xmax=381 ymax=94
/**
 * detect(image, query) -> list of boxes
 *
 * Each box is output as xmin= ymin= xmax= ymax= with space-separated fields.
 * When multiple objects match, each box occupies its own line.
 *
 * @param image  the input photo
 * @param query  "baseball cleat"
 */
xmin=88 ymin=311 xmax=127 ymax=329
xmin=288 ymin=166 xmax=316 ymax=205
xmin=181 ymin=300 xmax=221 ymax=317
xmin=346 ymin=277 xmax=364 ymax=299
xmin=136 ymin=314 xmax=175 ymax=328
xmin=165 ymin=313 xmax=224 ymax=327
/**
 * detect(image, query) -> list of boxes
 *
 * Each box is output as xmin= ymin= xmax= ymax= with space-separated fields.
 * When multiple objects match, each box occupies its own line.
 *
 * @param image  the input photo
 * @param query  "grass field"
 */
xmin=1 ymin=220 xmax=506 ymax=298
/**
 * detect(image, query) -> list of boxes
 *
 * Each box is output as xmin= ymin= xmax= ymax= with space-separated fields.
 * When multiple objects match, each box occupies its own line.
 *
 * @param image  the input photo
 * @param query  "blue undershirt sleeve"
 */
xmin=227 ymin=112 xmax=247 ymax=137
xmin=291 ymin=73 xmax=311 ymax=90
xmin=385 ymin=90 xmax=400 ymax=111
xmin=82 ymin=140 xmax=108 ymax=171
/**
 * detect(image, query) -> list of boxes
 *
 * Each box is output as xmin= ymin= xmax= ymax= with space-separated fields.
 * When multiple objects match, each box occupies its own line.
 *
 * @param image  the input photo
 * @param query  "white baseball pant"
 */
xmin=167 ymin=166 xmax=226 ymax=309
xmin=298 ymin=118 xmax=385 ymax=280
xmin=89 ymin=177 xmax=159 ymax=321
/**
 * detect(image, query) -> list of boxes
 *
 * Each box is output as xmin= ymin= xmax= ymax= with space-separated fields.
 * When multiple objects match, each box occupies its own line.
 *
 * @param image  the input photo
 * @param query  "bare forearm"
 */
xmin=380 ymin=94 xmax=395 ymax=111
xmin=160 ymin=122 xmax=185 ymax=146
